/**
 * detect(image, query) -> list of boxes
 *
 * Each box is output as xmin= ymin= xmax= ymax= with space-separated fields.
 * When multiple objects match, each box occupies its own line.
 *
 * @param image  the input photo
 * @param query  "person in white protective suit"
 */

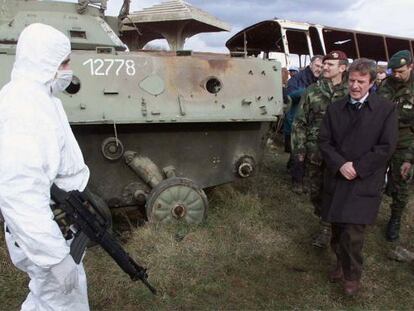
xmin=0 ymin=23 xmax=90 ymax=310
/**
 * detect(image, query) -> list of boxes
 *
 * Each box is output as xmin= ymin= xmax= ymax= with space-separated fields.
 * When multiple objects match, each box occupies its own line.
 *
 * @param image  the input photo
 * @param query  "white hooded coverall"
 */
xmin=0 ymin=23 xmax=90 ymax=310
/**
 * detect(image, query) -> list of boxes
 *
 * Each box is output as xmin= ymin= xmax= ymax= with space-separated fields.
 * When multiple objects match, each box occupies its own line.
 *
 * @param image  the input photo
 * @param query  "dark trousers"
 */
xmin=331 ymin=223 xmax=366 ymax=281
xmin=284 ymin=134 xmax=291 ymax=153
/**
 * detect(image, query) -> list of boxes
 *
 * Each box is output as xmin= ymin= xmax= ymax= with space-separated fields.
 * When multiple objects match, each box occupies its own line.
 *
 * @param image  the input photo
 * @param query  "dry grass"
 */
xmin=1 ymin=145 xmax=414 ymax=310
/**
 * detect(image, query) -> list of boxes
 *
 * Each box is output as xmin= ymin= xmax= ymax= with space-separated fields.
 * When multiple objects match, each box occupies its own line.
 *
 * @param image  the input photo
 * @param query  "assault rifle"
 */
xmin=50 ymin=184 xmax=157 ymax=295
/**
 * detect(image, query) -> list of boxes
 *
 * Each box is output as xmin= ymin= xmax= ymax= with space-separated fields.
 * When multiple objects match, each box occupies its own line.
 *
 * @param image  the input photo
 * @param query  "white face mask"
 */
xmin=50 ymin=70 xmax=73 ymax=95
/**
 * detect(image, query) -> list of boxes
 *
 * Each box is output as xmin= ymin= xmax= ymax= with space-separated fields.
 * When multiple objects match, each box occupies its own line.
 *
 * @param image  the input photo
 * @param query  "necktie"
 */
xmin=351 ymin=101 xmax=364 ymax=110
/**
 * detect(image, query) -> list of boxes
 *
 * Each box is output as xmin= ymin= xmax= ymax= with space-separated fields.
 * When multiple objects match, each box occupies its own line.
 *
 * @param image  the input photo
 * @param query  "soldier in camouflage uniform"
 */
xmin=377 ymin=50 xmax=414 ymax=242
xmin=292 ymin=50 xmax=349 ymax=248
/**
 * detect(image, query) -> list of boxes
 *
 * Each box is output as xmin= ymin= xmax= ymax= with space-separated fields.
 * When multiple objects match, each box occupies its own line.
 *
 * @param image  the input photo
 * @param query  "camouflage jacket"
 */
xmin=291 ymin=78 xmax=348 ymax=161
xmin=377 ymin=73 xmax=414 ymax=161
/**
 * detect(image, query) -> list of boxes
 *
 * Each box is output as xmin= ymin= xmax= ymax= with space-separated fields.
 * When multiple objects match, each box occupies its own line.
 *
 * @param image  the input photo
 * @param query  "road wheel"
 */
xmin=146 ymin=177 xmax=208 ymax=224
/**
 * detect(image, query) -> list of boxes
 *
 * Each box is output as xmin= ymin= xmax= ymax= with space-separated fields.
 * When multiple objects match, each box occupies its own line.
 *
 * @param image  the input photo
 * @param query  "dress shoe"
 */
xmin=328 ymin=266 xmax=343 ymax=283
xmin=386 ymin=214 xmax=401 ymax=242
xmin=343 ymin=280 xmax=361 ymax=296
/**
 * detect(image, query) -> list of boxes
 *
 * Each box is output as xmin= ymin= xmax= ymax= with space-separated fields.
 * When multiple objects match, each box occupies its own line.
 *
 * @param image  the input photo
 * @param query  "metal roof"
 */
xmin=226 ymin=19 xmax=414 ymax=61
xmin=125 ymin=0 xmax=230 ymax=32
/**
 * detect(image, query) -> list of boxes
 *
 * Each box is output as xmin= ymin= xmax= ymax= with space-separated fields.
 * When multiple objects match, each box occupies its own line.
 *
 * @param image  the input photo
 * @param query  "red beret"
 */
xmin=323 ymin=50 xmax=348 ymax=62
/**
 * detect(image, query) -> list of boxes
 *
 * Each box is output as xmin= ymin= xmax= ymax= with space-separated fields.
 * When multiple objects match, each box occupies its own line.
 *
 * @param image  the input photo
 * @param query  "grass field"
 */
xmin=1 ymin=144 xmax=414 ymax=310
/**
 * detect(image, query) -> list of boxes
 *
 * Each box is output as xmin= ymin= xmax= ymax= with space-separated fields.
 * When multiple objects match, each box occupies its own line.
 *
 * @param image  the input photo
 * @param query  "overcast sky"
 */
xmin=57 ymin=0 xmax=414 ymax=53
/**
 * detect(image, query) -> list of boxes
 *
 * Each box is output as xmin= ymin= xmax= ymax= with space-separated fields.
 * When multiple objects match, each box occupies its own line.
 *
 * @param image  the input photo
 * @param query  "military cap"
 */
xmin=322 ymin=50 xmax=348 ymax=62
xmin=388 ymin=50 xmax=412 ymax=69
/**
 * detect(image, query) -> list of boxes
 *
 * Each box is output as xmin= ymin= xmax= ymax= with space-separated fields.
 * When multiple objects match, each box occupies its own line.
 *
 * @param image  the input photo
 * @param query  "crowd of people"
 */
xmin=281 ymin=49 xmax=414 ymax=295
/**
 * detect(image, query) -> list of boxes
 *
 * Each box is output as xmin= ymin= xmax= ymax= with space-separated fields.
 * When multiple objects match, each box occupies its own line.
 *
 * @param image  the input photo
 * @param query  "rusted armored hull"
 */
xmin=74 ymin=121 xmax=270 ymax=209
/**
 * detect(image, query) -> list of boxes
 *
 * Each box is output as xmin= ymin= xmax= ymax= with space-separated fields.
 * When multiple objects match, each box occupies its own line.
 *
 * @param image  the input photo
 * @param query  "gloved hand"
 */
xmin=50 ymin=255 xmax=79 ymax=294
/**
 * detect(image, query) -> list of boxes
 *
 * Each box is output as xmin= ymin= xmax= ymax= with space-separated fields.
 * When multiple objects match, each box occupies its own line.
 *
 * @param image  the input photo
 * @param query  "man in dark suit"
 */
xmin=318 ymin=58 xmax=398 ymax=296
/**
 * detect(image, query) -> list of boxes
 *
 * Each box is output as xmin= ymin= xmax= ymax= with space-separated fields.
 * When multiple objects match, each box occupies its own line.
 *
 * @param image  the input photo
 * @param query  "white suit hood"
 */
xmin=0 ymin=23 xmax=89 ymax=270
xmin=12 ymin=23 xmax=71 ymax=84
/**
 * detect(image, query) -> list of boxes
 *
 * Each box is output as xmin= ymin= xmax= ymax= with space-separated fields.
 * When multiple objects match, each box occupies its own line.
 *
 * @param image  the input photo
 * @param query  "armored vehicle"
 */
xmin=0 ymin=0 xmax=283 ymax=224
